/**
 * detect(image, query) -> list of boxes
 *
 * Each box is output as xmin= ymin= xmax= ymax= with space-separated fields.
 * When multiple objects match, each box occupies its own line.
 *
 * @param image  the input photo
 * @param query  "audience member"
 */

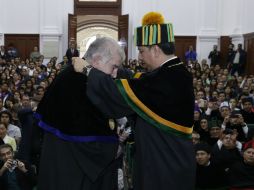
xmin=208 ymin=45 xmax=221 ymax=67
xmin=0 ymin=46 xmax=7 ymax=60
xmin=0 ymin=111 xmax=21 ymax=146
xmin=195 ymin=143 xmax=227 ymax=189
xmin=207 ymin=119 xmax=222 ymax=146
xmin=227 ymin=140 xmax=254 ymax=189
xmin=227 ymin=43 xmax=235 ymax=69
xmin=6 ymin=44 xmax=18 ymax=61
xmin=240 ymin=97 xmax=254 ymax=124
xmin=185 ymin=45 xmax=197 ymax=62
xmin=211 ymin=129 xmax=242 ymax=170
xmin=231 ymin=44 xmax=247 ymax=76
xmin=0 ymin=123 xmax=17 ymax=151
xmin=65 ymin=43 xmax=79 ymax=64
xmin=0 ymin=144 xmax=37 ymax=190
xmin=192 ymin=131 xmax=201 ymax=145
xmin=30 ymin=46 xmax=41 ymax=62
xmin=222 ymin=111 xmax=248 ymax=142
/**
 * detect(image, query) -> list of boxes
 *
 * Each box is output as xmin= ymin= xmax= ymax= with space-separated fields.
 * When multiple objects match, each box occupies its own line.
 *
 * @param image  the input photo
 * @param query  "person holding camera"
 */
xmin=0 ymin=144 xmax=36 ymax=190
xmin=211 ymin=129 xmax=242 ymax=172
xmin=222 ymin=111 xmax=248 ymax=142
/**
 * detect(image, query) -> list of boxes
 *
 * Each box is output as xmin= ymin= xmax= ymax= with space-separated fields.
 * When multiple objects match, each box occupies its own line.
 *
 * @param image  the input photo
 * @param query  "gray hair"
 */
xmin=84 ymin=37 xmax=125 ymax=64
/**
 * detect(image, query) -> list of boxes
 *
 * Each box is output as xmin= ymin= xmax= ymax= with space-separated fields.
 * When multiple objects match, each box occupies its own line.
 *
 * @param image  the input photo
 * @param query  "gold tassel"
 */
xmin=149 ymin=25 xmax=153 ymax=45
xmin=157 ymin=24 xmax=161 ymax=43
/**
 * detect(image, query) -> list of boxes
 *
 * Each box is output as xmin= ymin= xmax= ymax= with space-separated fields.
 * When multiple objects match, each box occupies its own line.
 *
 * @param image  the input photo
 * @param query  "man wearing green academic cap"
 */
xmin=73 ymin=12 xmax=196 ymax=190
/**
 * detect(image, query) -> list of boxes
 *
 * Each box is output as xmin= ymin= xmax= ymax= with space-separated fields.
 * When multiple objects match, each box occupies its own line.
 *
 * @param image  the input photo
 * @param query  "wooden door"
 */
xmin=4 ymin=34 xmax=39 ymax=61
xmin=174 ymin=36 xmax=196 ymax=62
xmin=220 ymin=36 xmax=231 ymax=68
xmin=68 ymin=14 xmax=77 ymax=47
xmin=244 ymin=33 xmax=254 ymax=75
xmin=74 ymin=0 xmax=122 ymax=15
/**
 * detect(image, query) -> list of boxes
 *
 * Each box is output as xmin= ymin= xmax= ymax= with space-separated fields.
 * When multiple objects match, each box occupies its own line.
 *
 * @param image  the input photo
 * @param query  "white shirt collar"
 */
xmin=3 ymin=135 xmax=8 ymax=142
xmin=160 ymin=56 xmax=178 ymax=67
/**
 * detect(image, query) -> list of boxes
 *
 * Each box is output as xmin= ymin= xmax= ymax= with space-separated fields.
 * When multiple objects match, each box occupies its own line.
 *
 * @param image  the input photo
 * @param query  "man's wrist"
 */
xmin=0 ymin=166 xmax=7 ymax=176
xmin=20 ymin=168 xmax=28 ymax=173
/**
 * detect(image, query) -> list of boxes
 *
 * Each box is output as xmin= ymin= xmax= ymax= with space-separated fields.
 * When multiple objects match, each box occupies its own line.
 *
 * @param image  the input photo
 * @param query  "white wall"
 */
xmin=3 ymin=0 xmax=40 ymax=34
xmin=242 ymin=0 xmax=254 ymax=34
xmin=195 ymin=0 xmax=221 ymax=64
xmin=39 ymin=0 xmax=73 ymax=62
xmin=0 ymin=0 xmax=73 ymax=61
xmin=220 ymin=0 xmax=254 ymax=35
xmin=1 ymin=0 xmax=253 ymax=62
xmin=0 ymin=0 xmax=4 ymax=45
xmin=221 ymin=0 xmax=242 ymax=35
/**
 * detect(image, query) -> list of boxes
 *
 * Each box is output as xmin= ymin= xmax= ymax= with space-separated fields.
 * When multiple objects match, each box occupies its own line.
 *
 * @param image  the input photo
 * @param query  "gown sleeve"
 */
xmin=86 ymin=68 xmax=134 ymax=119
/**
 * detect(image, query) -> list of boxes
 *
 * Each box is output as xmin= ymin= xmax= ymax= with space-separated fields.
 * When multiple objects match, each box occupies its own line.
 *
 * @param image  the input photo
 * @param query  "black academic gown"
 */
xmin=87 ymin=57 xmax=196 ymax=190
xmin=36 ymin=65 xmax=118 ymax=190
xmin=227 ymin=160 xmax=254 ymax=188
xmin=196 ymin=162 xmax=227 ymax=189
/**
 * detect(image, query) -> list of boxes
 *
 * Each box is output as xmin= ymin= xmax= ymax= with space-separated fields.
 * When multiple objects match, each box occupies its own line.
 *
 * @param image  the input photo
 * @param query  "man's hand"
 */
xmin=3 ymin=159 xmax=13 ymax=170
xmin=17 ymin=160 xmax=28 ymax=173
xmin=72 ymin=57 xmax=89 ymax=73
xmin=0 ymin=159 xmax=13 ymax=176
xmin=223 ymin=116 xmax=230 ymax=125
xmin=238 ymin=114 xmax=245 ymax=125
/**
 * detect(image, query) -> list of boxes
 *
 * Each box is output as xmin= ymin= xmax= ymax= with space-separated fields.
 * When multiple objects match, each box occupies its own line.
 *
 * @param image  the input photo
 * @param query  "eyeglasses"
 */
xmin=1 ymin=116 xmax=9 ymax=118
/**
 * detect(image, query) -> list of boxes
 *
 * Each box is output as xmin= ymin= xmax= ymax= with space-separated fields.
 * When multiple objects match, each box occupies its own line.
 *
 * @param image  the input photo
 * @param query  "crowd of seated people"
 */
xmin=0 ymin=43 xmax=253 ymax=189
xmin=188 ymin=57 xmax=254 ymax=189
xmin=0 ymin=46 xmax=66 ymax=190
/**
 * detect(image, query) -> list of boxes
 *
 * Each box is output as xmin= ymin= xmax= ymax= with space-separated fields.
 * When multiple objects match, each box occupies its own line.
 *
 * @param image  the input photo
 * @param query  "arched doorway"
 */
xmin=77 ymin=15 xmax=118 ymax=57
xmin=68 ymin=0 xmax=129 ymax=62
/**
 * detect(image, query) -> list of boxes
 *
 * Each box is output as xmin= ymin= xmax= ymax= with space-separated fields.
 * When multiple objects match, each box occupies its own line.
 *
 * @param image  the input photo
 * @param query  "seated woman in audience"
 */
xmin=192 ymin=131 xmax=201 ymax=145
xmin=198 ymin=117 xmax=210 ymax=143
xmin=229 ymin=98 xmax=240 ymax=111
xmin=0 ymin=111 xmax=21 ymax=146
xmin=207 ymin=119 xmax=222 ymax=146
xmin=222 ymin=111 xmax=248 ymax=143
xmin=0 ymin=123 xmax=17 ymax=151
xmin=204 ymin=85 xmax=212 ymax=101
